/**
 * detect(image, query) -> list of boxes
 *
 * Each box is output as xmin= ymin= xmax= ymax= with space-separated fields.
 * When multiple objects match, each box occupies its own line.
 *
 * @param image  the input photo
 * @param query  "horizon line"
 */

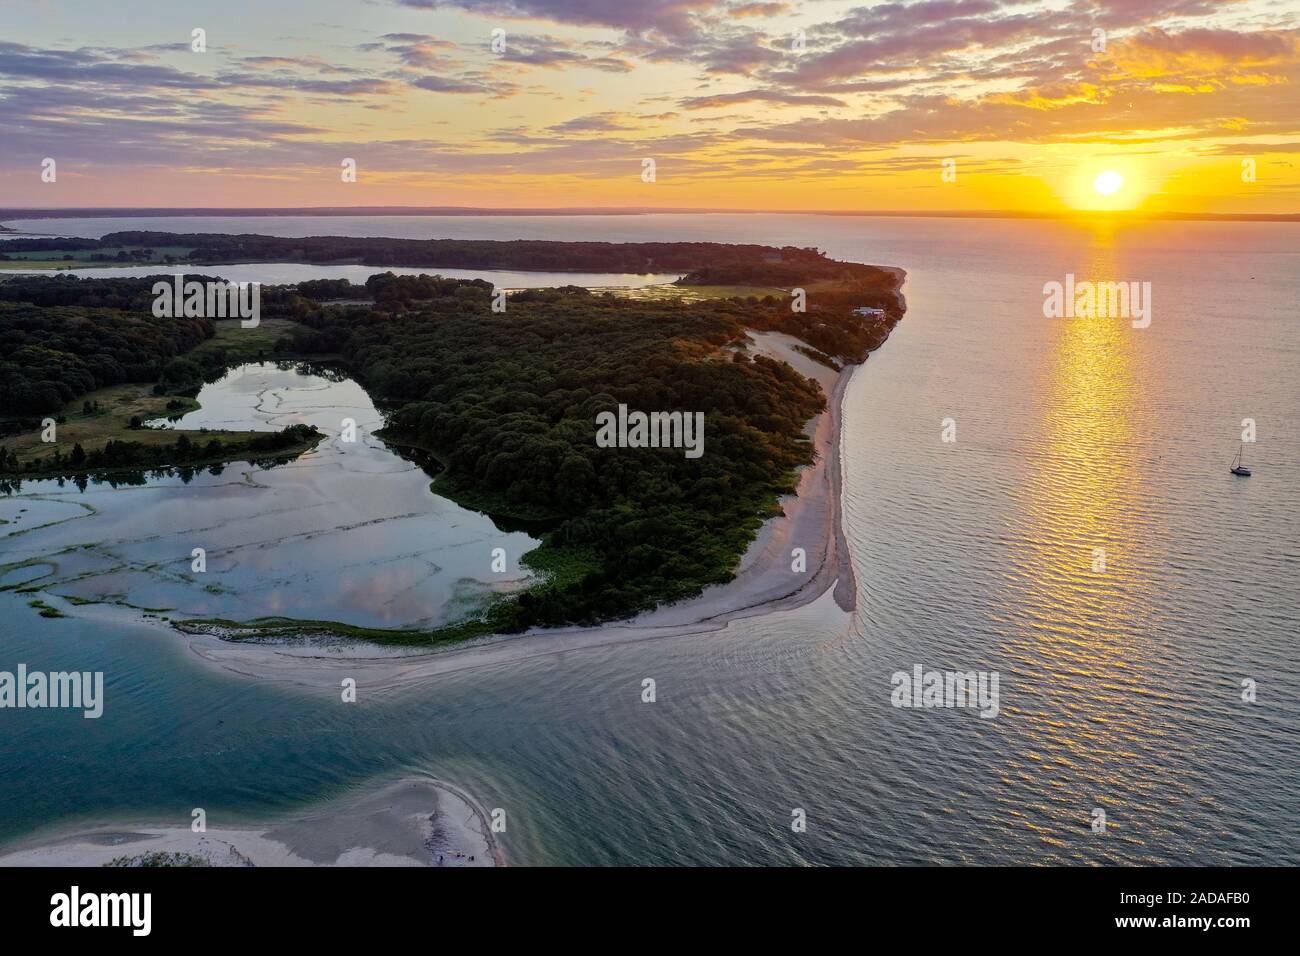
xmin=2 ymin=206 xmax=1298 ymax=224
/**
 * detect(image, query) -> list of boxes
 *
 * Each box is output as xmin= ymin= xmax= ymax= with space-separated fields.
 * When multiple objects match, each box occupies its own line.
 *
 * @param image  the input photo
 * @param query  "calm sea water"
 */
xmin=1 ymin=214 xmax=1296 ymax=865
xmin=2 ymin=261 xmax=679 ymax=289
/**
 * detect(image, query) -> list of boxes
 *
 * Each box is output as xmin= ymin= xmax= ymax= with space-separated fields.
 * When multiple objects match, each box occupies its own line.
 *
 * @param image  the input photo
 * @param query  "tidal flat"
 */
xmin=0 ymin=362 xmax=539 ymax=634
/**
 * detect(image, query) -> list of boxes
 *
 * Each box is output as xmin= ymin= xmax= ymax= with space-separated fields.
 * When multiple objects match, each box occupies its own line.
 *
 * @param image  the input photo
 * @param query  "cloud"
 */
xmin=0 ymin=41 xmax=214 ymax=90
xmin=729 ymin=2 xmax=791 ymax=17
xmin=410 ymin=74 xmax=493 ymax=93
xmin=500 ymin=34 xmax=634 ymax=72
xmin=2 ymin=2 xmax=1298 ymax=206
xmin=362 ymin=33 xmax=523 ymax=96
xmin=1104 ymin=26 xmax=1298 ymax=79
xmin=373 ymin=33 xmax=459 ymax=69
xmin=679 ymin=89 xmax=846 ymax=109
xmin=393 ymin=0 xmax=726 ymax=38
xmin=546 ymin=112 xmax=637 ymax=133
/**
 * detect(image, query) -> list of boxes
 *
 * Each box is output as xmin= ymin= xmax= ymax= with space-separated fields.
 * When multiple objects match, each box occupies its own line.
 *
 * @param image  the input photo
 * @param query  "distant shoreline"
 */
xmin=3 ymin=208 xmax=1297 ymax=224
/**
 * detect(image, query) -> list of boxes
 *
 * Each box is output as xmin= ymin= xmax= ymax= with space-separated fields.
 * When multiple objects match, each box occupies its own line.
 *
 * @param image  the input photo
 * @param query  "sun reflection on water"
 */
xmin=1018 ymin=225 xmax=1159 ymax=625
xmin=1000 ymin=226 xmax=1171 ymax=844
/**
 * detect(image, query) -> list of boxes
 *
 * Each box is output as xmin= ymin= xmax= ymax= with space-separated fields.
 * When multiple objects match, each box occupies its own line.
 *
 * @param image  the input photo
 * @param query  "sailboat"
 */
xmin=1230 ymin=443 xmax=1252 ymax=477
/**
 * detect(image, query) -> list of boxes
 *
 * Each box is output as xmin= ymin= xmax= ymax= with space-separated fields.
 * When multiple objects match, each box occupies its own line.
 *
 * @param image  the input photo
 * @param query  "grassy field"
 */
xmin=189 ymin=317 xmax=308 ymax=363
xmin=602 ymin=283 xmax=790 ymax=302
xmin=0 ymin=318 xmax=331 ymax=469
xmin=0 ymin=245 xmax=195 ymax=270
xmin=1 ymin=394 xmax=322 ymax=474
xmin=1 ymin=383 xmax=202 ymax=465
xmin=0 ymin=260 xmax=93 ymax=271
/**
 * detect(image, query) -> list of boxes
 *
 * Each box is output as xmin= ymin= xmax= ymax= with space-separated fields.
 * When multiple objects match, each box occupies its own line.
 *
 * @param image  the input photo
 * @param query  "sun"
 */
xmin=1058 ymin=163 xmax=1150 ymax=211
xmin=1093 ymin=170 xmax=1124 ymax=196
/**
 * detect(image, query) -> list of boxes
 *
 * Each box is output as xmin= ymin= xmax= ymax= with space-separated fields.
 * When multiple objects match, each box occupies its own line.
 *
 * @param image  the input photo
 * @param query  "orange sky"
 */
xmin=2 ymin=0 xmax=1298 ymax=214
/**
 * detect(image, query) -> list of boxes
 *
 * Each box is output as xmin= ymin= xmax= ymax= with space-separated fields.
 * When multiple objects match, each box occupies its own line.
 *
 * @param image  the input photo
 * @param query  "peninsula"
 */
xmin=0 ymin=234 xmax=905 ymax=646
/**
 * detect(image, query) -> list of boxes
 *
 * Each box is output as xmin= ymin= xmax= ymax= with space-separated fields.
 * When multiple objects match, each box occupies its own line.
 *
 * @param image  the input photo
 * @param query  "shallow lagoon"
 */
xmin=0 ymin=362 xmax=538 ymax=630
xmin=3 ymin=260 xmax=681 ymax=290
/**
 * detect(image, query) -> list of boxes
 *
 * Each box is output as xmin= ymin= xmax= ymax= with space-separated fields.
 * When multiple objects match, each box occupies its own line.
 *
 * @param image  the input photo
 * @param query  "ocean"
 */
xmin=1 ymin=213 xmax=1296 ymax=864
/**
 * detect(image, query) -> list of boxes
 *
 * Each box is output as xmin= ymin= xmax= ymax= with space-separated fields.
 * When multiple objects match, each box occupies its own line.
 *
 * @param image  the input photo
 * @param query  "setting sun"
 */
xmin=1061 ymin=164 xmax=1147 ymax=212
xmin=1094 ymin=170 xmax=1125 ymax=196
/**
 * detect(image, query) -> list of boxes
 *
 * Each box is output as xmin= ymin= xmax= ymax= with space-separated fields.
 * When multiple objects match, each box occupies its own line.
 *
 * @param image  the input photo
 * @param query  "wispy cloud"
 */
xmin=0 ymin=1 xmax=1296 ymax=211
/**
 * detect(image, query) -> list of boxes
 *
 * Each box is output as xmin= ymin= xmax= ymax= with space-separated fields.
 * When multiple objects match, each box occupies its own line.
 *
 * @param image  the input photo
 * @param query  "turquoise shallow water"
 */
xmin=1 ymin=214 xmax=1297 ymax=865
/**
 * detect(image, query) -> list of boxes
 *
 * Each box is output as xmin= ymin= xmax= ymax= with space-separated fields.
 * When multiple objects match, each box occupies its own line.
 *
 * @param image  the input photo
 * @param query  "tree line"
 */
xmin=3 ymin=231 xmax=872 ymax=276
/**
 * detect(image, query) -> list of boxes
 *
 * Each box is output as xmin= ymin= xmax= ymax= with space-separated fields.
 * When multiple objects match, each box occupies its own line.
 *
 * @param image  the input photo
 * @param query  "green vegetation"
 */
xmin=0 ymin=559 xmax=55 ymax=592
xmin=27 ymin=598 xmax=66 ymax=618
xmin=181 ymin=542 xmax=601 ymax=645
xmin=425 ymin=469 xmax=563 ymax=522
xmin=1 ymin=231 xmax=868 ymax=276
xmin=0 ymin=290 xmax=213 ymax=415
xmin=0 ymin=275 xmax=335 ymax=481
xmin=793 ymin=345 xmax=842 ymax=371
xmin=0 ymin=424 xmax=323 ymax=484
xmin=0 ymin=382 xmax=197 ymax=467
xmin=180 ymin=316 xmax=336 ymax=381
xmin=613 ymin=283 xmax=789 ymax=303
xmin=290 ymin=281 xmax=828 ymax=632
xmin=0 ymin=238 xmax=905 ymax=640
xmin=0 ymin=244 xmax=195 ymax=270
xmin=179 ymin=616 xmax=488 ymax=647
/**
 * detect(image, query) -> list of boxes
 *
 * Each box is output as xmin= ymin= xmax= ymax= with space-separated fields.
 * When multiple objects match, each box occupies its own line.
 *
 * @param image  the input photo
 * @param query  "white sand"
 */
xmin=0 ymin=775 xmax=502 ymax=867
xmin=144 ymin=329 xmax=860 ymax=695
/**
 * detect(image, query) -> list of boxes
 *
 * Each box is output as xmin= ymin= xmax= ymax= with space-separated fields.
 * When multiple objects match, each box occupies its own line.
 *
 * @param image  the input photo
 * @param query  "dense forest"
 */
xmin=0 ymin=275 xmax=327 ymax=413
xmin=283 ymin=280 xmax=829 ymax=629
xmin=0 ymin=272 xmax=302 ymax=312
xmin=0 ymin=296 xmax=213 ymax=414
xmin=290 ymin=269 xmax=900 ymax=365
xmin=0 ymin=240 xmax=905 ymax=637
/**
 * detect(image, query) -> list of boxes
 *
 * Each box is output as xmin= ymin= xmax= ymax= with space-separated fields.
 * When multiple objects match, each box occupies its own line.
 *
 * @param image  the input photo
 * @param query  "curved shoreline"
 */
xmin=158 ymin=328 xmax=862 ymax=694
xmin=0 ymin=276 xmax=902 ymax=863
xmin=0 ymin=773 xmax=503 ymax=867
xmin=14 ymin=260 xmax=906 ymax=693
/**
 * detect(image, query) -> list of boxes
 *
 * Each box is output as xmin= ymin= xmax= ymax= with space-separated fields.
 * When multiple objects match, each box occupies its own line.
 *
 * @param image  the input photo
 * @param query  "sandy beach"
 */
xmin=0 ymin=332 xmax=861 ymax=867
xmin=0 ymin=774 xmax=502 ymax=867
xmin=141 ymin=326 xmax=863 ymax=695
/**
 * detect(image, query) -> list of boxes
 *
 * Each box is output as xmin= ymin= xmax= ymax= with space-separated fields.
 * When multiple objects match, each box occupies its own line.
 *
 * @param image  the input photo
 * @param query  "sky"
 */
xmin=1 ymin=0 xmax=1298 ymax=214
